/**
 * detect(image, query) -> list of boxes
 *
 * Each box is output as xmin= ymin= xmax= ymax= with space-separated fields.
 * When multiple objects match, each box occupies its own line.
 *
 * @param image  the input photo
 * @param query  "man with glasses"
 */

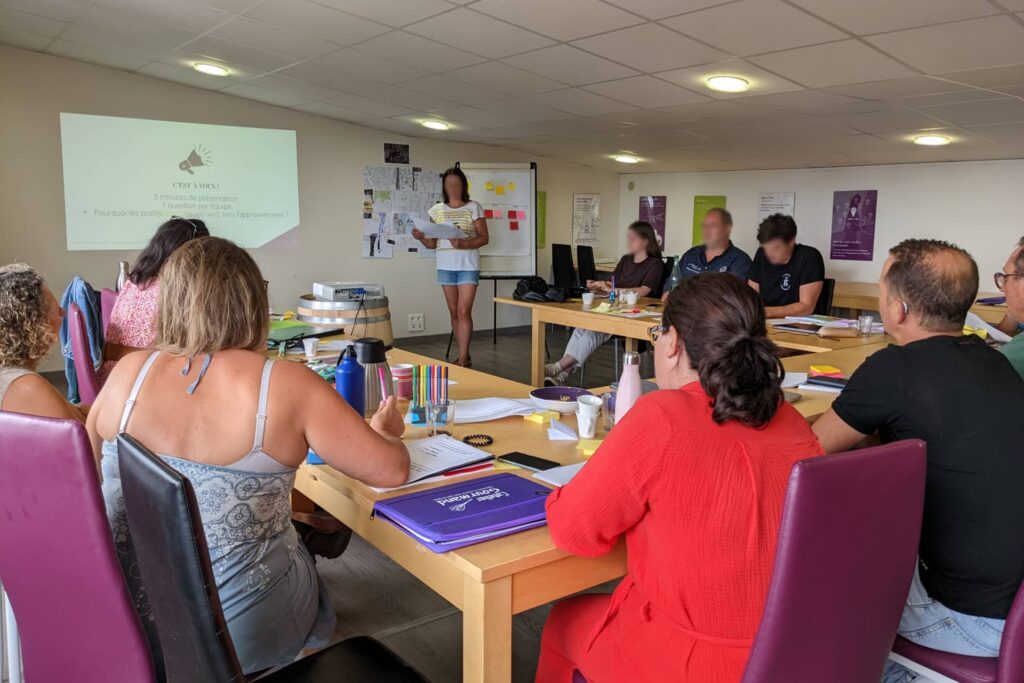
xmin=811 ymin=239 xmax=1024 ymax=682
xmin=996 ymin=236 xmax=1024 ymax=377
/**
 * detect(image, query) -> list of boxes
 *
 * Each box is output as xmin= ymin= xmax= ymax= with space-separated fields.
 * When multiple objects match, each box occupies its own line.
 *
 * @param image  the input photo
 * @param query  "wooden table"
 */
xmin=833 ymin=281 xmax=1006 ymax=323
xmin=496 ymin=296 xmax=891 ymax=387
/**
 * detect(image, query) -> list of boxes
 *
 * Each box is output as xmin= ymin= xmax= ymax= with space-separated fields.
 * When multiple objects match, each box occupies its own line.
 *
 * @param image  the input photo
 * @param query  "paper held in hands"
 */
xmin=411 ymin=217 xmax=465 ymax=240
xmin=371 ymin=435 xmax=493 ymax=492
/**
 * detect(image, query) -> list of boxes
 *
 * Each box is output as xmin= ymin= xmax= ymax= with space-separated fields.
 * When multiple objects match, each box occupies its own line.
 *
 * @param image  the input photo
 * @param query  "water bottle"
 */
xmin=614 ymin=352 xmax=642 ymax=424
xmin=115 ymin=261 xmax=129 ymax=292
xmin=335 ymin=346 xmax=365 ymax=417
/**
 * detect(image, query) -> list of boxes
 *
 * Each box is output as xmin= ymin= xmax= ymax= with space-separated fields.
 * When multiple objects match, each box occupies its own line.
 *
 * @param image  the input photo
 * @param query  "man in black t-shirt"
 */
xmin=813 ymin=239 xmax=1024 ymax=678
xmin=747 ymin=213 xmax=825 ymax=318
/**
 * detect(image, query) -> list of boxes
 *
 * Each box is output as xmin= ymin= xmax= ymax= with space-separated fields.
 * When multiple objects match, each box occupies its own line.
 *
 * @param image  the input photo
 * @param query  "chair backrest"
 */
xmin=814 ymin=277 xmax=836 ymax=316
xmin=660 ymin=256 xmax=677 ymax=295
xmin=742 ymin=440 xmax=927 ymax=683
xmin=0 ymin=412 xmax=154 ymax=683
xmin=551 ymin=244 xmax=577 ymax=289
xmin=100 ymin=288 xmax=117 ymax=335
xmin=116 ymin=433 xmax=246 ymax=683
xmin=69 ymin=302 xmax=101 ymax=404
xmin=576 ymin=245 xmax=597 ymax=285
xmin=997 ymin=577 xmax=1024 ymax=680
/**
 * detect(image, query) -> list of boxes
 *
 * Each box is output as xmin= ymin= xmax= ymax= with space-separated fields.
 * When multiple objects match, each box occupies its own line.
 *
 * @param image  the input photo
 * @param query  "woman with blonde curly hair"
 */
xmin=0 ymin=263 xmax=85 ymax=420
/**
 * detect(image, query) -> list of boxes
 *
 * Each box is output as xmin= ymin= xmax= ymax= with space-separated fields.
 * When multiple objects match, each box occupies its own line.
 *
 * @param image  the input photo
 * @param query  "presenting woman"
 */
xmin=412 ymin=167 xmax=489 ymax=367
xmin=537 ymin=273 xmax=823 ymax=683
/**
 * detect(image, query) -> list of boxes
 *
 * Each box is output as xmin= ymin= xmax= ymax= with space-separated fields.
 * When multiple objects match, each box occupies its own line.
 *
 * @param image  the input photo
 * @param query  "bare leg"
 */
xmin=442 ymin=285 xmax=460 ymax=356
xmin=456 ymin=283 xmax=477 ymax=365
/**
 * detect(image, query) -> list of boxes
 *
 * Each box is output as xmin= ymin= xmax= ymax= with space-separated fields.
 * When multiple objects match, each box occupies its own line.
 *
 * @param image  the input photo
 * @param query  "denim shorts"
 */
xmin=437 ymin=269 xmax=480 ymax=286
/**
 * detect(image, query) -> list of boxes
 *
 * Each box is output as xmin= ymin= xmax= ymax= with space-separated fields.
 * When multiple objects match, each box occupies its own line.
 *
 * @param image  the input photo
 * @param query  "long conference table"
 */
xmin=287 ymin=311 xmax=892 ymax=682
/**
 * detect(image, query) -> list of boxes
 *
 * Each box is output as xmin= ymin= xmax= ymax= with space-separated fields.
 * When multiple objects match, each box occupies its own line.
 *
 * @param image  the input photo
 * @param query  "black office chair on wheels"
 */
xmin=576 ymin=245 xmax=597 ymax=285
xmin=551 ymin=244 xmax=578 ymax=289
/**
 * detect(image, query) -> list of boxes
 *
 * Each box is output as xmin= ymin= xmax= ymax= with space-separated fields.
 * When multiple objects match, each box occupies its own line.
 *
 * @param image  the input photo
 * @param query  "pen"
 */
xmin=378 ymin=366 xmax=389 ymax=399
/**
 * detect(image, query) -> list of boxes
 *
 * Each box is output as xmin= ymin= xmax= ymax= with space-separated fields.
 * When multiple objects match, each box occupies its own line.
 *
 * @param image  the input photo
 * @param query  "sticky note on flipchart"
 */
xmin=493 ymin=210 xmax=504 ymax=218
xmin=508 ymin=182 xmax=516 ymax=191
xmin=484 ymin=209 xmax=494 ymax=218
xmin=495 ymin=185 xmax=505 ymax=195
xmin=518 ymin=210 xmax=527 ymax=219
xmin=485 ymin=181 xmax=494 ymax=191
xmin=509 ymin=221 xmax=519 ymax=230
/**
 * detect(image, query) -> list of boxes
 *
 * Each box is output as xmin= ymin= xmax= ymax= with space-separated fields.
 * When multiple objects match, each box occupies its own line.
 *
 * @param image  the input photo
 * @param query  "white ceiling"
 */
xmin=3 ymin=0 xmax=1024 ymax=172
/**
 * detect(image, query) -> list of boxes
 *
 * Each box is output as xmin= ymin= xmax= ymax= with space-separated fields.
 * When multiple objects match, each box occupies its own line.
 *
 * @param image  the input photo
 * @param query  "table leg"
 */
xmin=531 ymin=313 xmax=546 ymax=387
xmin=463 ymin=575 xmax=512 ymax=683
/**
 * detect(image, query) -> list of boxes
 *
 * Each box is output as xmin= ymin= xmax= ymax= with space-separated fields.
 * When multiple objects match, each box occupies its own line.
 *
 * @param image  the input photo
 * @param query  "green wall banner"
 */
xmin=692 ymin=195 xmax=727 ymax=246
xmin=537 ymin=190 xmax=547 ymax=248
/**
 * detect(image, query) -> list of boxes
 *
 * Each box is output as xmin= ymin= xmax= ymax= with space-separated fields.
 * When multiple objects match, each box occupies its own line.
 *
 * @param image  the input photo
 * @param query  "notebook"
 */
xmin=372 ymin=474 xmax=550 ymax=552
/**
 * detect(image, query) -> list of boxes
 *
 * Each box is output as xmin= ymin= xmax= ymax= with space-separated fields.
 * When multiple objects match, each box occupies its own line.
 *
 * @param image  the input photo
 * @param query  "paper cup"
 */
xmin=576 ymin=410 xmax=597 ymax=439
xmin=577 ymin=394 xmax=602 ymax=415
xmin=624 ymin=291 xmax=639 ymax=306
xmin=302 ymin=338 xmax=320 ymax=360
xmin=582 ymin=292 xmax=595 ymax=306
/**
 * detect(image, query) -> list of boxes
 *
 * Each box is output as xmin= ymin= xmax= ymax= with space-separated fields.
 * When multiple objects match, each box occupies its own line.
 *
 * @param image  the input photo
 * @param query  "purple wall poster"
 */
xmin=639 ymin=195 xmax=667 ymax=249
xmin=830 ymin=190 xmax=878 ymax=261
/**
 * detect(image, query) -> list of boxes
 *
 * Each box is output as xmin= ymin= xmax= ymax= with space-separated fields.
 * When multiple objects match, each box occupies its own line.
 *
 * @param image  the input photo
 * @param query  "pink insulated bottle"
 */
xmin=614 ymin=351 xmax=642 ymax=424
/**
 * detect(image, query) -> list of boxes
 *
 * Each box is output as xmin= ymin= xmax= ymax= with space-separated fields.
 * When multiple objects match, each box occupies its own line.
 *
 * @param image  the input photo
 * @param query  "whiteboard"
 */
xmin=459 ymin=162 xmax=537 ymax=278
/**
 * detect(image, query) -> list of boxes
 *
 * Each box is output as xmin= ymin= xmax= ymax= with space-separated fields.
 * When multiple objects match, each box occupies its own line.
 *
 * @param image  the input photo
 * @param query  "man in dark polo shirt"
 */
xmin=662 ymin=207 xmax=751 ymax=300
xmin=812 ymin=239 xmax=1024 ymax=681
xmin=747 ymin=213 xmax=824 ymax=317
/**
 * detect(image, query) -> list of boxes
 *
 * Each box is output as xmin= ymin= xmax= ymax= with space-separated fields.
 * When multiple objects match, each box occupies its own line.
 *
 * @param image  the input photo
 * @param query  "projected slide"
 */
xmin=60 ymin=113 xmax=299 ymax=250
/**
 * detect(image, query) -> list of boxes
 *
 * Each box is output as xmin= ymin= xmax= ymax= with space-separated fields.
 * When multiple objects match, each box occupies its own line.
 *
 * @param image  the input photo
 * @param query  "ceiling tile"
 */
xmin=502 ymin=45 xmax=638 ymax=86
xmin=276 ymin=60 xmax=382 ymax=93
xmin=739 ymin=90 xmax=887 ymax=116
xmin=405 ymin=9 xmax=555 ymax=59
xmin=749 ymin=40 xmax=917 ymax=88
xmin=92 ymin=0 xmax=230 ymax=33
xmin=472 ymin=0 xmax=641 ymax=40
xmin=310 ymin=0 xmax=454 ymax=28
xmin=919 ymin=98 xmax=1024 ymax=126
xmin=788 ymin=0 xmax=999 ymax=34
xmin=831 ymin=107 xmax=947 ymax=133
xmin=427 ymin=105 xmax=527 ymax=128
xmin=355 ymin=31 xmax=485 ymax=71
xmin=572 ymin=23 xmax=727 ymax=72
xmin=584 ymin=75 xmax=709 ymax=108
xmin=245 ymin=0 xmax=390 ymax=45
xmin=47 ymin=39 xmax=150 ymax=70
xmin=650 ymin=100 xmax=772 ymax=124
xmin=936 ymin=65 xmax=1024 ymax=89
xmin=474 ymin=97 xmax=578 ymax=122
xmin=965 ymin=121 xmax=1024 ymax=144
xmin=59 ymin=24 xmax=171 ymax=60
xmin=0 ymin=26 xmax=53 ymax=49
xmin=74 ymin=5 xmax=197 ymax=47
xmin=527 ymin=87 xmax=638 ymax=115
xmin=827 ymin=76 xmax=971 ymax=101
xmin=447 ymin=61 xmax=564 ymax=95
xmin=657 ymin=59 xmax=802 ymax=99
xmin=139 ymin=61 xmax=239 ymax=89
xmin=662 ymin=0 xmax=845 ymax=56
xmin=324 ymin=91 xmax=414 ymax=116
xmin=364 ymin=85 xmax=455 ymax=111
xmin=866 ymin=16 xmax=1024 ymax=74
xmin=211 ymin=16 xmax=337 ymax=59
xmin=603 ymin=0 xmax=733 ymax=20
xmin=222 ymin=82 xmax=313 ymax=107
xmin=317 ymin=48 xmax=429 ymax=84
xmin=0 ymin=6 xmax=66 ymax=36
xmin=895 ymin=89 xmax=1004 ymax=107
xmin=183 ymin=35 xmax=300 ymax=71
xmin=291 ymin=100 xmax=379 ymax=123
xmin=0 ymin=0 xmax=89 ymax=22
xmin=398 ymin=74 xmax=509 ymax=105
xmin=246 ymin=73 xmax=345 ymax=101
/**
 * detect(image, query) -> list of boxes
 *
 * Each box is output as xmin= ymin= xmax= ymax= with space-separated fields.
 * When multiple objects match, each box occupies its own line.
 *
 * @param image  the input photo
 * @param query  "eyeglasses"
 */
xmin=648 ymin=323 xmax=670 ymax=343
xmin=994 ymin=272 xmax=1024 ymax=291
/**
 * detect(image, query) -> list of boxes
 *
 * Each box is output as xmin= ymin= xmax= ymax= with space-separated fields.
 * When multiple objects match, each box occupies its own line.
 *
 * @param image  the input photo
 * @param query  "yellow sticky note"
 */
xmin=492 ymin=460 xmax=521 ymax=471
xmin=525 ymin=411 xmax=559 ymax=424
xmin=577 ymin=439 xmax=603 ymax=457
xmin=507 ymin=182 xmax=516 ymax=191
xmin=495 ymin=185 xmax=505 ymax=195
xmin=485 ymin=181 xmax=494 ymax=191
xmin=809 ymin=365 xmax=842 ymax=376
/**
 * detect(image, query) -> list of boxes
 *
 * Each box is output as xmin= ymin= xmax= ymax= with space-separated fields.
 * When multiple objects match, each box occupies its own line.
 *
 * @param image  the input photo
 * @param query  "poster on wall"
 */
xmin=573 ymin=193 xmax=600 ymax=245
xmin=692 ymin=195 xmax=727 ymax=246
xmin=639 ymin=195 xmax=667 ymax=249
xmin=757 ymin=192 xmax=796 ymax=223
xmin=830 ymin=190 xmax=878 ymax=261
xmin=361 ymin=164 xmax=442 ymax=259
xmin=383 ymin=142 xmax=409 ymax=164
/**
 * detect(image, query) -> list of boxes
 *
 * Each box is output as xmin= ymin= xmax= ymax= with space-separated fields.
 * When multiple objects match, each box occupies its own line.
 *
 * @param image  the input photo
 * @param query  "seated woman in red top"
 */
xmin=537 ymin=273 xmax=823 ymax=683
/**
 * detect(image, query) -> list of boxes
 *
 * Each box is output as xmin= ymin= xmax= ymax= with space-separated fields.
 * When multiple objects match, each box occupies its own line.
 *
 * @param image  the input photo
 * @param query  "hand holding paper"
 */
xmin=412 ymin=217 xmax=465 ymax=240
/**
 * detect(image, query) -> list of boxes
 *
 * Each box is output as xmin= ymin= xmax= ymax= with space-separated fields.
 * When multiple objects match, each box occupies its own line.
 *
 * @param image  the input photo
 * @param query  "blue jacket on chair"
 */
xmin=60 ymin=277 xmax=104 ymax=404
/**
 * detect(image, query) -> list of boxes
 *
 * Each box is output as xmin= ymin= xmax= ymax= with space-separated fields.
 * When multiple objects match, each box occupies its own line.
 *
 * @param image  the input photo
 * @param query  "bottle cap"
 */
xmin=623 ymin=351 xmax=640 ymax=365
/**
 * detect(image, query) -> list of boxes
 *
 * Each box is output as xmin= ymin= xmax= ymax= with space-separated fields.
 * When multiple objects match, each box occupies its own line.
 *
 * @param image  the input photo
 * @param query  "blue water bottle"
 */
xmin=335 ymin=346 xmax=365 ymax=416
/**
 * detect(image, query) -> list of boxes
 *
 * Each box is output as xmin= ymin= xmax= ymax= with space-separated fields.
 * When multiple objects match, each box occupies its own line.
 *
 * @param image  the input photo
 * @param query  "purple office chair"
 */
xmin=740 ymin=440 xmax=927 ymax=683
xmin=891 ymin=582 xmax=1024 ymax=682
xmin=0 ymin=412 xmax=154 ymax=682
xmin=100 ymin=287 xmax=117 ymax=334
xmin=69 ymin=302 xmax=101 ymax=403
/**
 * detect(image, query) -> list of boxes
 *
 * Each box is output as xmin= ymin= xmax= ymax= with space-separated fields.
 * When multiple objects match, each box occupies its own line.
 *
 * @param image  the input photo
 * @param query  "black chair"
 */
xmin=814 ymin=277 xmax=836 ymax=316
xmin=659 ymin=256 xmax=677 ymax=296
xmin=576 ymin=245 xmax=597 ymax=285
xmin=116 ymin=433 xmax=428 ymax=683
xmin=551 ymin=244 xmax=577 ymax=289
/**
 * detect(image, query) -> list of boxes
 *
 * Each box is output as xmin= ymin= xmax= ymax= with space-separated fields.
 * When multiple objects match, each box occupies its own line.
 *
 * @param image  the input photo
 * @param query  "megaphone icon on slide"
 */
xmin=179 ymin=145 xmax=211 ymax=174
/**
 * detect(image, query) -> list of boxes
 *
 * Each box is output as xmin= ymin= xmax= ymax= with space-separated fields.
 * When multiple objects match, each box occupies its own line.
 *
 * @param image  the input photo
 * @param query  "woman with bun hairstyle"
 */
xmin=536 ymin=272 xmax=823 ymax=683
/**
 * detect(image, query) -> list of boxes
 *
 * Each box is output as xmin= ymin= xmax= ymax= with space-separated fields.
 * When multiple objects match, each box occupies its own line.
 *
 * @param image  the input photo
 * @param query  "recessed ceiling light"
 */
xmin=613 ymin=154 xmax=639 ymax=164
xmin=421 ymin=120 xmax=450 ymax=131
xmin=913 ymin=134 xmax=951 ymax=146
xmin=706 ymin=75 xmax=750 ymax=93
xmin=194 ymin=63 xmax=229 ymax=77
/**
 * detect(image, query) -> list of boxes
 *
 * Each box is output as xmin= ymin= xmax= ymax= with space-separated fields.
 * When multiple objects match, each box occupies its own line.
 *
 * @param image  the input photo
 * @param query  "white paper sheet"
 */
xmin=965 ymin=312 xmax=1012 ymax=343
xmin=411 ymin=217 xmax=464 ymax=240
xmin=548 ymin=420 xmax=577 ymax=441
xmin=781 ymin=372 xmax=807 ymax=389
xmin=402 ymin=435 xmax=492 ymax=485
xmin=534 ymin=462 xmax=585 ymax=487
xmin=453 ymin=397 xmax=535 ymax=423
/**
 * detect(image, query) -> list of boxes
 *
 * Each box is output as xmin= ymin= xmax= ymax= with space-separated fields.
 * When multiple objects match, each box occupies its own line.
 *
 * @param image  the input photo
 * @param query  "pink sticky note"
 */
xmin=517 ymin=210 xmax=527 ymax=219
xmin=509 ymin=221 xmax=519 ymax=230
xmin=484 ymin=209 xmax=494 ymax=218
xmin=493 ymin=210 xmax=504 ymax=219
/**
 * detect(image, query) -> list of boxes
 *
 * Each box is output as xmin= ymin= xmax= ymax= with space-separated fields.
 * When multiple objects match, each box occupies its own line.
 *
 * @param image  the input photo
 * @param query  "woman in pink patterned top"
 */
xmin=99 ymin=217 xmax=209 ymax=383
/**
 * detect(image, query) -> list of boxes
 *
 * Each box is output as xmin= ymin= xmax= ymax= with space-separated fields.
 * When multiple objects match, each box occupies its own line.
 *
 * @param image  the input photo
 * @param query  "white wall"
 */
xmin=619 ymin=160 xmax=1024 ymax=287
xmin=0 ymin=46 xmax=621 ymax=370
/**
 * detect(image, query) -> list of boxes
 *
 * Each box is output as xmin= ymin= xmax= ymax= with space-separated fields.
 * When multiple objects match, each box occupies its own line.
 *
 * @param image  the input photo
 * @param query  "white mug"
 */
xmin=624 ymin=291 xmax=639 ymax=306
xmin=576 ymin=410 xmax=597 ymax=439
xmin=577 ymin=395 xmax=602 ymax=415
xmin=302 ymin=337 xmax=320 ymax=360
xmin=581 ymin=292 xmax=595 ymax=307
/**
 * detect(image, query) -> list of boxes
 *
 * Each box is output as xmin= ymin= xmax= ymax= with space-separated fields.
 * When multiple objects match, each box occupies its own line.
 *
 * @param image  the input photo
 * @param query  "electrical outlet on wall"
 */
xmin=408 ymin=313 xmax=425 ymax=332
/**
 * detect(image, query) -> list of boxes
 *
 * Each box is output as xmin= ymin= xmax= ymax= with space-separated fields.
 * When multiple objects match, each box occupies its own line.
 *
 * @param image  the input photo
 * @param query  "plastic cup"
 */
xmin=577 ymin=394 xmax=602 ymax=415
xmin=302 ymin=338 xmax=319 ymax=360
xmin=582 ymin=292 xmax=595 ymax=307
xmin=624 ymin=291 xmax=639 ymax=306
xmin=427 ymin=399 xmax=456 ymax=436
xmin=858 ymin=315 xmax=874 ymax=335
xmin=576 ymin=410 xmax=597 ymax=439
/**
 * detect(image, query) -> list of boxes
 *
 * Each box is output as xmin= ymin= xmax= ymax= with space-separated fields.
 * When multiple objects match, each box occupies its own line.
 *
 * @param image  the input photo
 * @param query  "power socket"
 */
xmin=408 ymin=313 xmax=425 ymax=332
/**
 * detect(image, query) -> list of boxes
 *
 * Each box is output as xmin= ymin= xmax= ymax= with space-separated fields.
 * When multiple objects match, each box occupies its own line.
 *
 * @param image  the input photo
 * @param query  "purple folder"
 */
xmin=372 ymin=474 xmax=550 ymax=553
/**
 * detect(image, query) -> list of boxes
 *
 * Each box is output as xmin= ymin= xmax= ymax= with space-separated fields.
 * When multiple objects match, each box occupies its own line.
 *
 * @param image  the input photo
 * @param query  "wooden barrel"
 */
xmin=296 ymin=294 xmax=394 ymax=346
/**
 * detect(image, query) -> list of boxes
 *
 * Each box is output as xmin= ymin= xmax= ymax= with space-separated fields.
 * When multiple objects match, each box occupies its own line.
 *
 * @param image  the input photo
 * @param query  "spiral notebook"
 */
xmin=372 ymin=474 xmax=550 ymax=553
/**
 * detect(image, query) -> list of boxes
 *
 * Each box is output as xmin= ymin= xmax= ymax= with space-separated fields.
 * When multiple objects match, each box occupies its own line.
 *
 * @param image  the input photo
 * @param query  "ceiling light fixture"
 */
xmin=194 ymin=63 xmax=229 ymax=77
xmin=913 ymin=134 xmax=951 ymax=146
xmin=421 ymin=120 xmax=450 ymax=131
xmin=706 ymin=75 xmax=750 ymax=93
xmin=613 ymin=154 xmax=639 ymax=164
